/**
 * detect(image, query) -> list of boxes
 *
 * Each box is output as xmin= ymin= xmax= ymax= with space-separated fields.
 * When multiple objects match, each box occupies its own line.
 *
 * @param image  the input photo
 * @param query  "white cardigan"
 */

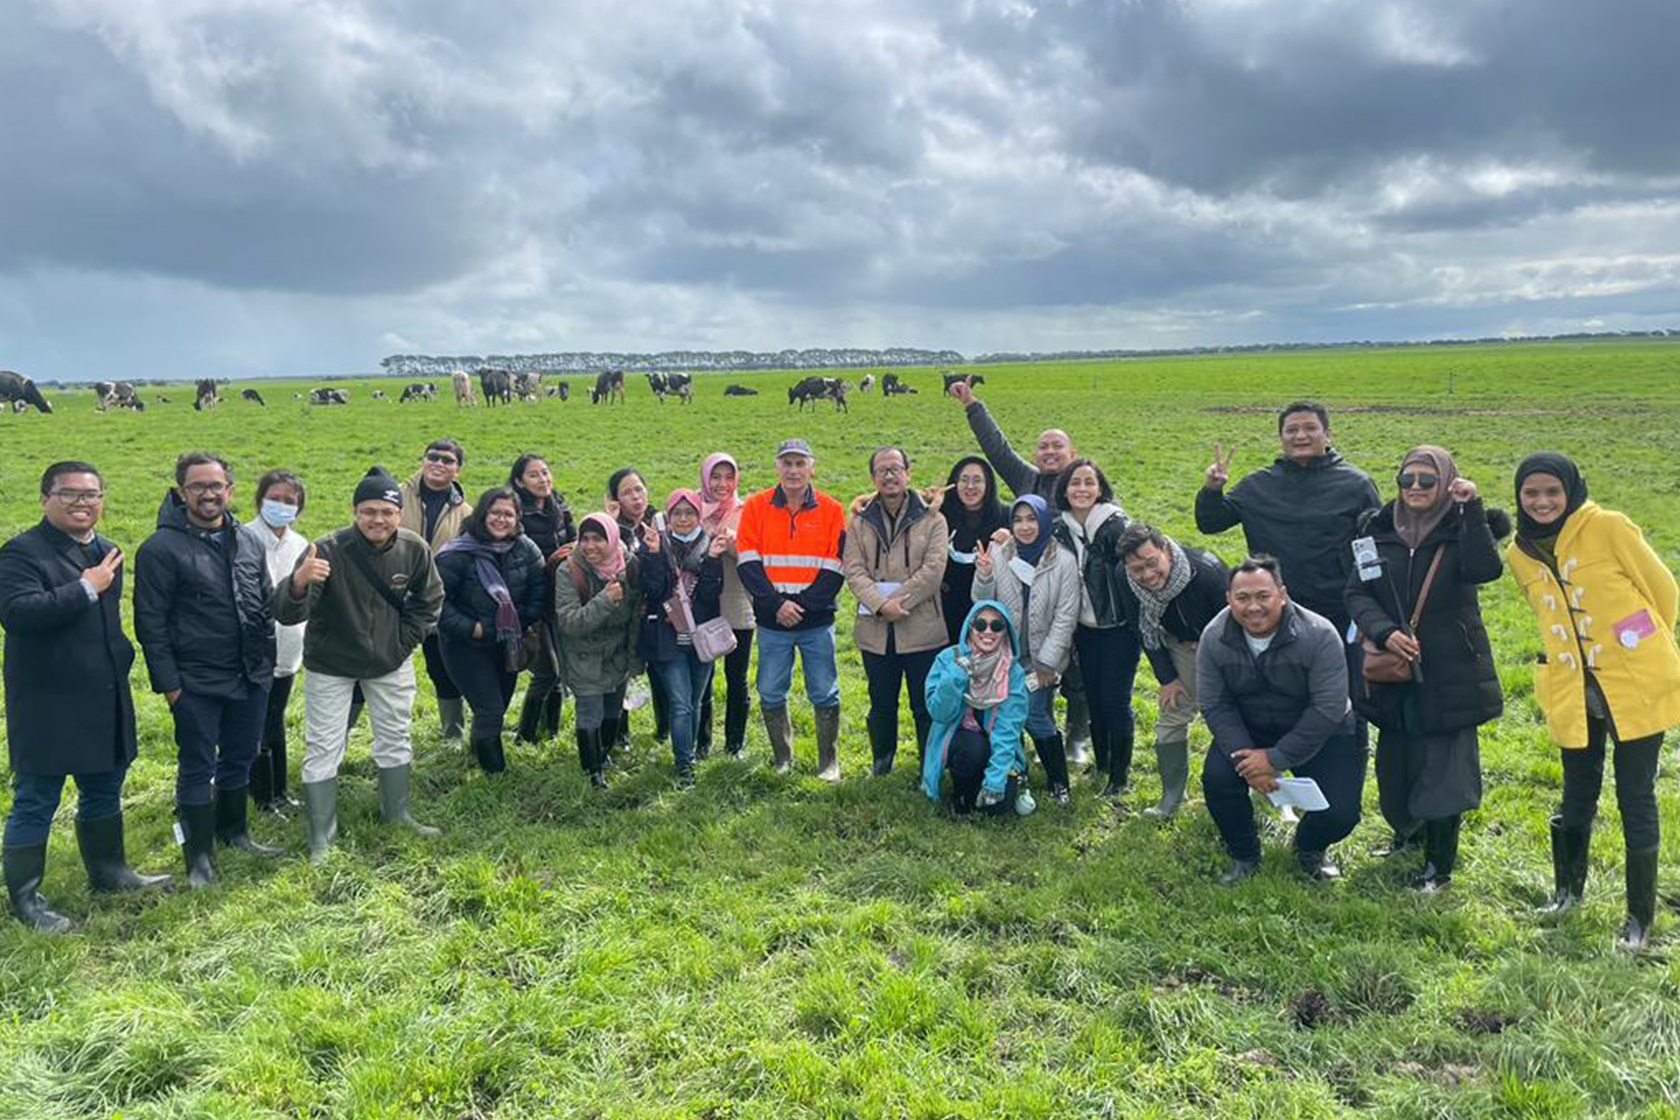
xmin=241 ymin=516 xmax=310 ymax=677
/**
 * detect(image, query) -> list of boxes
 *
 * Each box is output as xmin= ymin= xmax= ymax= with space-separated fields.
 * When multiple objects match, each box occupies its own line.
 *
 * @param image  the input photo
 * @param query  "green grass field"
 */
xmin=1 ymin=341 xmax=1678 ymax=1118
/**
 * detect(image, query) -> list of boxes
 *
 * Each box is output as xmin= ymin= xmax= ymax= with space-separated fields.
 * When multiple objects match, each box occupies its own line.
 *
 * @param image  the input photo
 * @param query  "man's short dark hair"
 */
xmin=40 ymin=460 xmax=101 ymax=496
xmin=1230 ymin=554 xmax=1284 ymax=588
xmin=1117 ymin=521 xmax=1169 ymax=561
xmin=868 ymin=446 xmax=910 ymax=475
xmin=425 ymin=437 xmax=466 ymax=468
xmin=1277 ymin=401 xmax=1330 ymax=433
xmin=1052 ymin=458 xmax=1115 ymax=511
xmin=255 ymin=468 xmax=306 ymax=514
xmin=175 ymin=451 xmax=231 ymax=488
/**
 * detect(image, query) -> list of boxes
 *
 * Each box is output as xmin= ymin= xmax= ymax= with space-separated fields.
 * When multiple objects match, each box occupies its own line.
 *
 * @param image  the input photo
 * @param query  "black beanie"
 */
xmin=353 ymin=466 xmax=403 ymax=509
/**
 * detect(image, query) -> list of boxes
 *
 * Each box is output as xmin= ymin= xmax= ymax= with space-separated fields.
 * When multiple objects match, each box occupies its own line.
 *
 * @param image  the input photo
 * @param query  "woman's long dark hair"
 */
xmin=461 ymin=486 xmax=522 ymax=541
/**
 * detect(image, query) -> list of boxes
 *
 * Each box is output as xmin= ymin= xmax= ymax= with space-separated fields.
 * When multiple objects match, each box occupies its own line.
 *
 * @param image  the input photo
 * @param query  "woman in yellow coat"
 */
xmin=1508 ymin=452 xmax=1680 ymax=951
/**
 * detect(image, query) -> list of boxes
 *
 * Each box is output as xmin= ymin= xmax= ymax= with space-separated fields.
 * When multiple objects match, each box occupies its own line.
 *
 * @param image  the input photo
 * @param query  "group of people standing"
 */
xmin=1 ymin=390 xmax=1675 ymax=953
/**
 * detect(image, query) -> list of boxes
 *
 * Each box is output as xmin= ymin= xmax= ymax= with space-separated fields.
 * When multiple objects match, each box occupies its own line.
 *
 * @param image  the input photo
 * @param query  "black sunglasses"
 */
xmin=1397 ymin=472 xmax=1439 ymax=490
xmin=970 ymin=618 xmax=1008 ymax=634
xmin=425 ymin=452 xmax=458 ymax=465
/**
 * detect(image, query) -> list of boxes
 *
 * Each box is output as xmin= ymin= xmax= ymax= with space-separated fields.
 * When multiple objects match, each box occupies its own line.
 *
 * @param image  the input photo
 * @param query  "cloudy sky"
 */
xmin=3 ymin=0 xmax=1678 ymax=380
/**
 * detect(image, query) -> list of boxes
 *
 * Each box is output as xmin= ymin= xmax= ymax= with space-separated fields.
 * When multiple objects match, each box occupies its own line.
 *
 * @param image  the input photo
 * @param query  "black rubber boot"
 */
xmin=248 ymin=747 xmax=276 ymax=810
xmin=542 ymin=688 xmax=564 ymax=741
xmin=514 ymin=685 xmax=545 ymax=745
xmin=868 ymin=715 xmax=896 ymax=776
xmin=472 ymin=735 xmax=507 ymax=775
xmin=1030 ymin=732 xmax=1071 ymax=803
xmin=1617 ymin=847 xmax=1658 ymax=952
xmin=1414 ymin=815 xmax=1461 ymax=893
xmin=1297 ymin=848 xmax=1342 ymax=882
xmin=216 ymin=785 xmax=285 ymax=857
xmin=577 ymin=727 xmax=607 ymax=788
xmin=1103 ymin=727 xmax=1134 ymax=798
xmin=600 ymin=713 xmax=625 ymax=770
xmin=724 ymin=681 xmax=749 ymax=757
xmin=267 ymin=739 xmax=299 ymax=810
xmin=1065 ymin=690 xmax=1092 ymax=770
xmin=1218 ymin=856 xmax=1260 ymax=886
xmin=178 ymin=800 xmax=218 ymax=889
xmin=1538 ymin=815 xmax=1590 ymax=916
xmin=75 ymin=814 xmax=172 ymax=892
xmin=4 ymin=844 xmax=72 ymax=932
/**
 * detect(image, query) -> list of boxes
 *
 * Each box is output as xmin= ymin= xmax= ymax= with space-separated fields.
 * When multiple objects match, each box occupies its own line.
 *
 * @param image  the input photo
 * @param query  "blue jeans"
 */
xmin=4 ymin=769 xmax=128 ymax=847
xmin=171 ymin=685 xmax=269 ymax=805
xmin=1024 ymin=684 xmax=1058 ymax=740
xmin=655 ymin=648 xmax=715 ymax=769
xmin=754 ymin=625 xmax=841 ymax=710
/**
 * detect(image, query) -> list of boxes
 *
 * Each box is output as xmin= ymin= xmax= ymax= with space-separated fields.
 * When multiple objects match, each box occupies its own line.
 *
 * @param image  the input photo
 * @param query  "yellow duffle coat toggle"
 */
xmin=1508 ymin=501 xmax=1680 ymax=748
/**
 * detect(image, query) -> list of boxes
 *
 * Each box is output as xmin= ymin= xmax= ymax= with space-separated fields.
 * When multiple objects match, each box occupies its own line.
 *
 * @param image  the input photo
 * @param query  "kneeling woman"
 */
xmin=436 ymin=488 xmax=547 ymax=773
xmin=972 ymin=495 xmax=1081 ymax=803
xmin=1508 ymin=452 xmax=1680 ymax=951
xmin=638 ymin=489 xmax=727 ymax=786
xmin=921 ymin=601 xmax=1030 ymax=815
xmin=555 ymin=514 xmax=644 ymax=788
xmin=1344 ymin=447 xmax=1507 ymax=892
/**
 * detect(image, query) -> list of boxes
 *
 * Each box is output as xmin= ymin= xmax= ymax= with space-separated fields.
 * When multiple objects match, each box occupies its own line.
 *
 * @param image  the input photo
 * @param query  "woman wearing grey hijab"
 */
xmin=1344 ymin=446 xmax=1510 ymax=891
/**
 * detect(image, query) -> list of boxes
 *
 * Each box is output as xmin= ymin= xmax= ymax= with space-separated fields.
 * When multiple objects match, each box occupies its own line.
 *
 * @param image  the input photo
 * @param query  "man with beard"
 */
xmin=134 ymin=452 xmax=282 ymax=887
xmin=275 ymin=467 xmax=444 ymax=861
xmin=1197 ymin=556 xmax=1365 ymax=885
xmin=947 ymin=379 xmax=1093 ymax=765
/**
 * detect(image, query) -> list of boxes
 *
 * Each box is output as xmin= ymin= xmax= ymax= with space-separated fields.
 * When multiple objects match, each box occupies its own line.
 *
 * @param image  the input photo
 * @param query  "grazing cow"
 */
xmin=646 ymin=372 xmax=670 ymax=401
xmin=452 ymin=370 xmax=476 ymax=406
xmin=942 ymin=371 xmax=985 ymax=393
xmin=192 ymin=378 xmax=220 ymax=411
xmin=156 ymin=395 xmax=171 ymax=404
xmin=308 ymin=388 xmax=349 ymax=406
xmin=881 ymin=373 xmax=916 ymax=396
xmin=723 ymin=384 xmax=759 ymax=397
xmin=512 ymin=372 xmax=543 ymax=402
xmin=92 ymin=380 xmax=144 ymax=412
xmin=371 ymin=389 xmax=388 ymax=401
xmin=479 ymin=368 xmax=514 ymax=406
xmin=398 ymin=382 xmax=431 ymax=403
xmin=860 ymin=374 xmax=875 ymax=394
xmin=591 ymin=369 xmax=626 ymax=404
xmin=788 ymin=376 xmax=849 ymax=412
xmin=544 ymin=381 xmax=572 ymax=402
xmin=646 ymin=372 xmax=694 ymax=404
xmin=0 ymin=370 xmax=52 ymax=414
xmin=241 ymin=388 xmax=266 ymax=406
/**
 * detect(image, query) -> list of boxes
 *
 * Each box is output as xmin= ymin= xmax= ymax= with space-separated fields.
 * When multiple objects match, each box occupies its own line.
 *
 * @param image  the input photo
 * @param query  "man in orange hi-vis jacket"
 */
xmin=734 ymin=439 xmax=848 ymax=780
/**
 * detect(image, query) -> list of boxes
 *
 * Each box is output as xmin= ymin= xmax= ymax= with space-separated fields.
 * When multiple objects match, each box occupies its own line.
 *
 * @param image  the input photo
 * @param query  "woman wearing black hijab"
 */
xmin=939 ymin=456 xmax=1009 ymax=646
xmin=1344 ymin=446 xmax=1508 ymax=892
xmin=1507 ymin=452 xmax=1680 ymax=952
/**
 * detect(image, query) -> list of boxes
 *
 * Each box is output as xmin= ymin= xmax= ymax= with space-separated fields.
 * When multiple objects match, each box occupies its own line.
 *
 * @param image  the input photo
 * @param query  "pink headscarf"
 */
xmin=666 ymin=488 xmax=704 ymax=518
xmin=578 ymin=513 xmax=625 ymax=581
xmin=700 ymin=452 xmax=739 ymax=529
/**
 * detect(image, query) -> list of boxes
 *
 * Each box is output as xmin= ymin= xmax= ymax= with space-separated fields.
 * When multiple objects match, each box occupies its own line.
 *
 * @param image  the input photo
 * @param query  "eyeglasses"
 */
xmin=50 ymin=489 xmax=104 ymax=505
xmin=970 ymin=618 xmax=1008 ymax=634
xmin=873 ymin=464 xmax=907 ymax=477
xmin=486 ymin=510 xmax=517 ymax=521
xmin=424 ymin=452 xmax=459 ymax=465
xmin=183 ymin=481 xmax=229 ymax=495
xmin=1397 ymin=472 xmax=1439 ymax=490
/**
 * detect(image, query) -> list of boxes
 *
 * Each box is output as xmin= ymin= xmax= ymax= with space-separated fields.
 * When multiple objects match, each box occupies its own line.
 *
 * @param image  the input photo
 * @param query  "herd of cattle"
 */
xmin=0 ymin=367 xmax=984 ymax=416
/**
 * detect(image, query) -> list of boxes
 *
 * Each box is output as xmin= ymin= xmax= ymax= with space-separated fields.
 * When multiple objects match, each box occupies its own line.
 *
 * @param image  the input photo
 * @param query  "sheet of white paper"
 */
xmin=1267 ymin=777 xmax=1329 ymax=812
xmin=859 ymin=581 xmax=903 ymax=615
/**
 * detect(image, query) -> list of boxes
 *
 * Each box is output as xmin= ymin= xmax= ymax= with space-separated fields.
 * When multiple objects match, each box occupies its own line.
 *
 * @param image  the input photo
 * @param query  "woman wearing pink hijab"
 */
xmin=554 ymin=513 xmax=643 ymax=788
xmin=698 ymin=453 xmax=756 ymax=758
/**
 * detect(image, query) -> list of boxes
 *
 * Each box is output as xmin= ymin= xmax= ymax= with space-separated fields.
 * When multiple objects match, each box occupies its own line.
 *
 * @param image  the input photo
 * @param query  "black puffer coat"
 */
xmin=1054 ymin=508 xmax=1130 ymax=629
xmin=638 ymin=535 xmax=723 ymax=663
xmin=132 ymin=492 xmax=275 ymax=698
xmin=436 ymin=535 xmax=547 ymax=646
xmin=1344 ymin=498 xmax=1509 ymax=733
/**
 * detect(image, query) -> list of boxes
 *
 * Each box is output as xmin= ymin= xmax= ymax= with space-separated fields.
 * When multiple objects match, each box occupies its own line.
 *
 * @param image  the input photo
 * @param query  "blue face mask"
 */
xmin=671 ymin=526 xmax=703 ymax=543
xmin=260 ymin=500 xmax=300 ymax=528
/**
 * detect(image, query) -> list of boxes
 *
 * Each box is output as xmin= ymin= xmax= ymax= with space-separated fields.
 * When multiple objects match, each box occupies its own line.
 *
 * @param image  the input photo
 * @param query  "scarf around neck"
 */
xmin=1125 ymin=535 xmax=1192 ymax=650
xmin=578 ymin=513 xmax=627 ymax=581
xmin=1392 ymin=445 xmax=1459 ymax=550
xmin=437 ymin=535 xmax=522 ymax=654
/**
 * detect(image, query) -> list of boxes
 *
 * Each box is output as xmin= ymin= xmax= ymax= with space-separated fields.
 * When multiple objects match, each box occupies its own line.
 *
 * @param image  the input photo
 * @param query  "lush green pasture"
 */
xmin=1 ymin=341 xmax=1678 ymax=1118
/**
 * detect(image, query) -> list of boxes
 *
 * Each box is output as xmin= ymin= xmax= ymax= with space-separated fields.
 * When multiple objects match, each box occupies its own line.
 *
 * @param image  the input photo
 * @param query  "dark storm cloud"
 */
xmin=0 ymin=0 xmax=1676 ymax=380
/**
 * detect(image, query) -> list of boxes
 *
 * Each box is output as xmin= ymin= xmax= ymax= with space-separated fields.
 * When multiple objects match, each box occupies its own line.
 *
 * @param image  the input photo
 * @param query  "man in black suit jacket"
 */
xmin=0 ymin=461 xmax=170 ymax=933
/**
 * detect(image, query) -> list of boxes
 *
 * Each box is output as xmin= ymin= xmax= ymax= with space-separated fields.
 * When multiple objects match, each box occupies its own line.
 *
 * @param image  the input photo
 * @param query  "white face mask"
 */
xmin=260 ymin=500 xmax=300 ymax=528
xmin=671 ymin=526 xmax=702 ymax=543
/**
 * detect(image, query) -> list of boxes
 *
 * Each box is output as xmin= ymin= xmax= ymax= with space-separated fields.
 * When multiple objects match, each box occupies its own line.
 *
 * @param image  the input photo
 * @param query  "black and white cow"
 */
xmin=881 ymin=373 xmax=916 ymax=396
xmin=788 ymin=376 xmax=849 ymax=412
xmin=93 ymin=380 xmax=144 ymax=411
xmin=723 ymin=384 xmax=758 ymax=396
xmin=309 ymin=388 xmax=349 ymax=406
xmin=398 ymin=382 xmax=433 ymax=403
xmin=0 ymin=371 xmax=52 ymax=414
xmin=479 ymin=368 xmax=514 ymax=406
xmin=512 ymin=372 xmax=543 ymax=402
xmin=241 ymin=388 xmax=266 ymax=406
xmin=942 ymin=371 xmax=985 ymax=393
xmin=193 ymin=378 xmax=221 ymax=411
xmin=860 ymin=374 xmax=875 ymax=394
xmin=591 ymin=369 xmax=626 ymax=404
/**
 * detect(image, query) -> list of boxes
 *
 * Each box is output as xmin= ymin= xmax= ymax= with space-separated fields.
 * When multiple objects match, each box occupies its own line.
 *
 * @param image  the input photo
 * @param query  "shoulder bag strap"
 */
xmin=344 ymin=539 xmax=410 ymax=614
xmin=1406 ymin=547 xmax=1446 ymax=632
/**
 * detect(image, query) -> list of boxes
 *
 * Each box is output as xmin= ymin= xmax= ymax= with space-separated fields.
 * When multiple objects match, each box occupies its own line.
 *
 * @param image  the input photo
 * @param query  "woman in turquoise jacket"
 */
xmin=921 ymin=599 xmax=1030 ymax=814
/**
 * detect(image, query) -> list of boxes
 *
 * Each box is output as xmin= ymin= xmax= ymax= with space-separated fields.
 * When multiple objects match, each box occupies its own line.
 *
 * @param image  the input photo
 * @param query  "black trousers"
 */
xmin=1559 ymin=716 xmax=1663 ymax=851
xmin=439 ymin=636 xmax=518 ymax=741
xmin=421 ymin=632 xmax=463 ymax=701
xmin=251 ymin=672 xmax=296 ymax=802
xmin=698 ymin=627 xmax=755 ymax=752
xmin=171 ymin=685 xmax=269 ymax=805
xmin=1202 ymin=732 xmax=1367 ymax=861
xmin=861 ymin=629 xmax=938 ymax=743
xmin=1072 ymin=624 xmax=1141 ymax=780
xmin=948 ymin=724 xmax=1017 ymax=816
